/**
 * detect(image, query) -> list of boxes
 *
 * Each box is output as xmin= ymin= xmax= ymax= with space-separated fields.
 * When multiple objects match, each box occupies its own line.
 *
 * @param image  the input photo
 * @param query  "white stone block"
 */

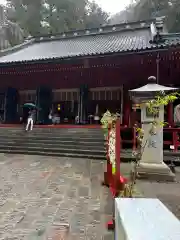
xmin=115 ymin=198 xmax=180 ymax=240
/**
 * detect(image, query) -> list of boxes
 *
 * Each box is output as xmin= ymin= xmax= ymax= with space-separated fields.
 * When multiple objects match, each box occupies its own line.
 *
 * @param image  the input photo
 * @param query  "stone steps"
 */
xmin=0 ymin=131 xmax=104 ymax=137
xmin=0 ymin=135 xmax=104 ymax=143
xmin=0 ymin=149 xmax=105 ymax=159
xmin=0 ymin=144 xmax=105 ymax=155
xmin=1 ymin=127 xmax=179 ymax=164
xmin=0 ymin=139 xmax=105 ymax=148
xmin=0 ymin=127 xmax=102 ymax=133
xmin=0 ymin=127 xmax=105 ymax=159
xmin=0 ymin=130 xmax=104 ymax=135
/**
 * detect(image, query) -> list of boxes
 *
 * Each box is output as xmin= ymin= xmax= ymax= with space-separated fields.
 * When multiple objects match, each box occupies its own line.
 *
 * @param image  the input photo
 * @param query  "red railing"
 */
xmin=120 ymin=126 xmax=137 ymax=151
xmin=120 ymin=127 xmax=180 ymax=152
xmin=163 ymin=128 xmax=180 ymax=151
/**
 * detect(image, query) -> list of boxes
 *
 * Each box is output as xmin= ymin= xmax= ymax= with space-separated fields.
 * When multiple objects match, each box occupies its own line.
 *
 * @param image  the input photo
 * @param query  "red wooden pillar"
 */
xmin=167 ymin=102 xmax=174 ymax=127
xmin=115 ymin=119 xmax=121 ymax=190
xmin=132 ymin=126 xmax=137 ymax=151
xmin=131 ymin=108 xmax=137 ymax=127
xmin=123 ymin=89 xmax=130 ymax=127
xmin=173 ymin=130 xmax=178 ymax=152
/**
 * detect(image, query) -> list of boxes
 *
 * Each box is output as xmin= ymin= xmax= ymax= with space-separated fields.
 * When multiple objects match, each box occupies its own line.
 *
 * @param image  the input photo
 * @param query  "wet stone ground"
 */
xmin=137 ymin=166 xmax=180 ymax=220
xmin=0 ymin=154 xmax=113 ymax=240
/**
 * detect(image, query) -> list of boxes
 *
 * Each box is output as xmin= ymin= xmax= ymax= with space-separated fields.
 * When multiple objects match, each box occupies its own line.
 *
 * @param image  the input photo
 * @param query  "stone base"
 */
xmin=137 ymin=162 xmax=175 ymax=182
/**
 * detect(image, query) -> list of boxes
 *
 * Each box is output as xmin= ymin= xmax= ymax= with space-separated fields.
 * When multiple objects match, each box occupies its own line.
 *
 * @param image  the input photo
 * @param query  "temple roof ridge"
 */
xmin=33 ymin=19 xmax=154 ymax=43
xmin=0 ymin=18 xmax=155 ymax=59
xmin=0 ymin=17 xmax=179 ymax=65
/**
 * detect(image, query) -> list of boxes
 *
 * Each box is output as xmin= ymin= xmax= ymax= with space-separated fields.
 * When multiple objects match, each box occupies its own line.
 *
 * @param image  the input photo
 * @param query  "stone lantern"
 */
xmin=129 ymin=76 xmax=177 ymax=181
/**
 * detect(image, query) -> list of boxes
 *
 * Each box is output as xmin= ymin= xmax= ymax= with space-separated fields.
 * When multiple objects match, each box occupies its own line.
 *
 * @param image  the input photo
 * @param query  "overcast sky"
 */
xmin=95 ymin=0 xmax=131 ymax=14
xmin=0 ymin=0 xmax=131 ymax=14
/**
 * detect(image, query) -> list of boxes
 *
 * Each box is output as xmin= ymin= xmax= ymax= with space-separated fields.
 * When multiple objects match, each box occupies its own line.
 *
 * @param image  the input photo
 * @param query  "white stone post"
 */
xmin=137 ymin=103 xmax=175 ymax=181
xmin=115 ymin=198 xmax=180 ymax=240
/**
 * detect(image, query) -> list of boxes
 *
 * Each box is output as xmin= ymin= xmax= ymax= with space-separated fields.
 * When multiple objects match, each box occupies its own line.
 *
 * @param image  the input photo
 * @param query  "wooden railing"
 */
xmin=120 ymin=126 xmax=137 ymax=151
xmin=120 ymin=126 xmax=180 ymax=152
xmin=163 ymin=128 xmax=180 ymax=151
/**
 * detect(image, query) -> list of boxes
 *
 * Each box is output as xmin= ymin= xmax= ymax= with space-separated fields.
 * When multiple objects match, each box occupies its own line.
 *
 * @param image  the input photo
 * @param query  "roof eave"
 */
xmin=0 ymin=44 xmax=178 ymax=68
xmin=0 ymin=39 xmax=35 ymax=58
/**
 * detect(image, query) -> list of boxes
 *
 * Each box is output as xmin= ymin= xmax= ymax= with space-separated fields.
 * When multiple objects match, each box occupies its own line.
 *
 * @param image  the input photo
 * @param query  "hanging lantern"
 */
xmin=132 ymin=103 xmax=140 ymax=110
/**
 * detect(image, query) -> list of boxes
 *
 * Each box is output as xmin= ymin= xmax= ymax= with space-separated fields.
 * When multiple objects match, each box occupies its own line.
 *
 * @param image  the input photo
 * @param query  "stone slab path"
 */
xmin=0 ymin=154 xmax=113 ymax=240
xmin=137 ymin=167 xmax=180 ymax=220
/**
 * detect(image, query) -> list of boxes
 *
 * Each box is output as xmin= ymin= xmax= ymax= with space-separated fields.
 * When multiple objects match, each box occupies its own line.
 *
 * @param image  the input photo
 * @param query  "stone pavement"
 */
xmin=137 ymin=166 xmax=180 ymax=220
xmin=0 ymin=154 xmax=113 ymax=240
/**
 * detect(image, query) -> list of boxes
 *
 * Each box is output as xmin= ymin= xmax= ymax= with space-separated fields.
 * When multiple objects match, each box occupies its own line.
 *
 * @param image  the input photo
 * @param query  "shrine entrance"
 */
xmin=88 ymin=87 xmax=123 ymax=119
xmin=19 ymin=87 xmax=123 ymax=124
xmin=52 ymin=89 xmax=79 ymax=124
xmin=52 ymin=101 xmax=78 ymax=124
xmin=19 ymin=89 xmax=79 ymax=124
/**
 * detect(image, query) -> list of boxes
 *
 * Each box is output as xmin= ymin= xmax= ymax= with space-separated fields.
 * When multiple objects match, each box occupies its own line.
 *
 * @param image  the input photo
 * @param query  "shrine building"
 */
xmin=0 ymin=16 xmax=180 ymax=125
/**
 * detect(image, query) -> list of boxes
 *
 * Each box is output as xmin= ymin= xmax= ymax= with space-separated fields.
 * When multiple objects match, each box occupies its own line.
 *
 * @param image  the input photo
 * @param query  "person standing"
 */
xmin=26 ymin=109 xmax=35 ymax=131
xmin=75 ymin=115 xmax=79 ymax=124
xmin=48 ymin=109 xmax=53 ymax=125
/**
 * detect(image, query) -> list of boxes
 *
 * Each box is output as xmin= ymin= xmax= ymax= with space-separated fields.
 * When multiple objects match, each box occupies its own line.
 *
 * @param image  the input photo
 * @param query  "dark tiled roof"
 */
xmin=0 ymin=18 xmax=179 ymax=64
xmin=0 ymin=30 xmax=153 ymax=63
xmin=159 ymin=33 xmax=180 ymax=47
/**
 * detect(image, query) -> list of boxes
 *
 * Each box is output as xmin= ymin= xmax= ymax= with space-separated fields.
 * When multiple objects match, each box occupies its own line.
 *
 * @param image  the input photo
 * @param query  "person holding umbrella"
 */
xmin=23 ymin=103 xmax=37 ymax=131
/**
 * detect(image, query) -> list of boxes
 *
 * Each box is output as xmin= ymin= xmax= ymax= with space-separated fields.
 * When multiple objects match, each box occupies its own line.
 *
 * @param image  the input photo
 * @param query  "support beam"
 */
xmin=123 ymin=88 xmax=130 ymax=127
xmin=167 ymin=102 xmax=174 ymax=127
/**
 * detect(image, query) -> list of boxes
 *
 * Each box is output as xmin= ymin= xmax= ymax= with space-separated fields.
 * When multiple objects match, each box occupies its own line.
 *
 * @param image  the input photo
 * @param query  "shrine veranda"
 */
xmin=0 ymin=17 xmax=179 ymax=134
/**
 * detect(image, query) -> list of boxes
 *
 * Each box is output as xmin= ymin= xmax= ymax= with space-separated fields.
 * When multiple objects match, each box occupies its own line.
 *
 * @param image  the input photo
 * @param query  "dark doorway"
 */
xmin=52 ymin=101 xmax=78 ymax=124
xmin=22 ymin=107 xmax=29 ymax=124
xmin=4 ymin=88 xmax=19 ymax=123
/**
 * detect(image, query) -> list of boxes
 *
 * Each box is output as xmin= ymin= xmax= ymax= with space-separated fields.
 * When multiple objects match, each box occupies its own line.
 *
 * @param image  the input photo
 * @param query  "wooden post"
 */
xmin=131 ymin=108 xmax=137 ymax=127
xmin=167 ymin=102 xmax=174 ymax=127
xmin=132 ymin=126 xmax=137 ymax=151
xmin=123 ymin=89 xmax=130 ymax=127
xmin=173 ymin=130 xmax=178 ymax=152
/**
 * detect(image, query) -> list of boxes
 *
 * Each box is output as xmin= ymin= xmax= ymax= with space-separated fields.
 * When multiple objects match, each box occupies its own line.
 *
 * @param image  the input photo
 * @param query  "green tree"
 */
xmin=6 ymin=0 xmax=42 ymax=36
xmin=132 ymin=0 xmax=170 ymax=20
xmin=42 ymin=0 xmax=109 ymax=34
xmin=6 ymin=0 xmax=109 ymax=36
xmin=0 ymin=4 xmax=24 ymax=50
xmin=166 ymin=0 xmax=180 ymax=32
xmin=85 ymin=1 xmax=109 ymax=28
xmin=42 ymin=0 xmax=88 ymax=34
xmin=110 ymin=0 xmax=180 ymax=33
